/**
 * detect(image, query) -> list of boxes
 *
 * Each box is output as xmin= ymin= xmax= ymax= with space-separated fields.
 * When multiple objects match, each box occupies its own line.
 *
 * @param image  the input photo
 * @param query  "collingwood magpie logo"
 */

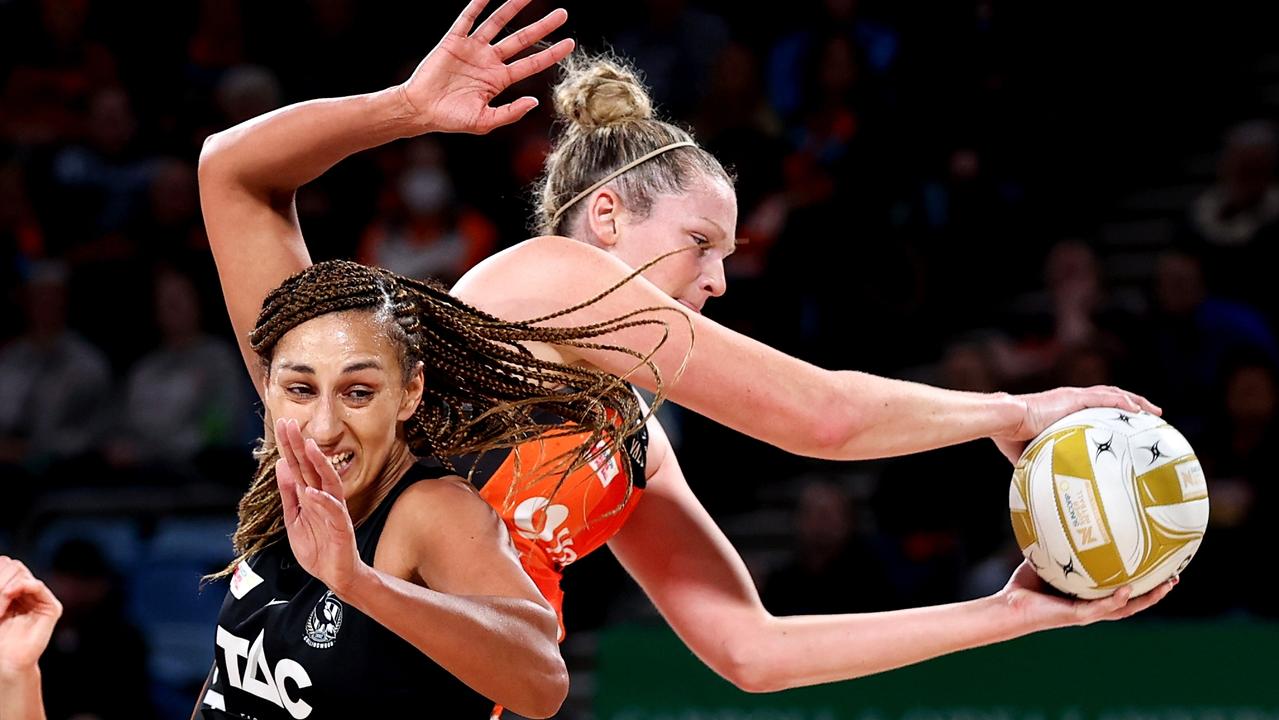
xmin=304 ymin=591 xmax=343 ymax=649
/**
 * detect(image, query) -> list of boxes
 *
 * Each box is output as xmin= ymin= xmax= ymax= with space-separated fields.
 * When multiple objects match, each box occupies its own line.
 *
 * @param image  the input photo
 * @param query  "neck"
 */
xmin=348 ymin=442 xmax=417 ymax=525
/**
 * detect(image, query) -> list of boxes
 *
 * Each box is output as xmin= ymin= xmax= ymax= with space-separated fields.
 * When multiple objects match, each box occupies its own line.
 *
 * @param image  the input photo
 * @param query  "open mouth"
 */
xmin=327 ymin=451 xmax=354 ymax=476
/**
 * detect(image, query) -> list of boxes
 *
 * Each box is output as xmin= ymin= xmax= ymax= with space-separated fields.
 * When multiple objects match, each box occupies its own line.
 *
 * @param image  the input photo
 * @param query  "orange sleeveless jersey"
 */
xmin=478 ymin=424 xmax=648 ymax=641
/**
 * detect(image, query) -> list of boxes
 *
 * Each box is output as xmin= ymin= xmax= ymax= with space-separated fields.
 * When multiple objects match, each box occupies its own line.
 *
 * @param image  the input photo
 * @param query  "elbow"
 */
xmin=502 ymin=607 xmax=569 ymax=718
xmin=506 ymin=653 xmax=568 ymax=719
xmin=710 ymin=635 xmax=787 ymax=694
xmin=797 ymin=372 xmax=864 ymax=460
xmin=197 ymin=130 xmax=231 ymax=185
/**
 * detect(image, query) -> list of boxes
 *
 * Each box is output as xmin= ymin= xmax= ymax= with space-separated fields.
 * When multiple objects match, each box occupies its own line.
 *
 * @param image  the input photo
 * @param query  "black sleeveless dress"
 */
xmin=196 ymin=461 xmax=494 ymax=719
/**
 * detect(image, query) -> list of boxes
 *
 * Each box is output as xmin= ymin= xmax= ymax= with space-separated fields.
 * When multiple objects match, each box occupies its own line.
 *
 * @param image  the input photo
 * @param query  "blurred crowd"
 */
xmin=2 ymin=0 xmax=1277 ymax=717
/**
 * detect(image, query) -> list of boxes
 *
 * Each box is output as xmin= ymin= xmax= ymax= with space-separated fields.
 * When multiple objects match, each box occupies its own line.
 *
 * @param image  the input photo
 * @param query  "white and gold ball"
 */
xmin=1009 ymin=407 xmax=1208 ymax=599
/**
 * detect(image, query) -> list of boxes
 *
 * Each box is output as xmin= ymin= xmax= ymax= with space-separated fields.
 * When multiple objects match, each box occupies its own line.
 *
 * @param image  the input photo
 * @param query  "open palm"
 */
xmin=274 ymin=419 xmax=364 ymax=595
xmin=401 ymin=0 xmax=575 ymax=135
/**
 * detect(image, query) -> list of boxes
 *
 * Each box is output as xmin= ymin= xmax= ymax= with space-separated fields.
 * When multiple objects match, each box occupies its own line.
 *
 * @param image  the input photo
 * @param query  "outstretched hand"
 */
xmin=999 ymin=560 xmax=1175 ymax=631
xmin=400 ymin=0 xmax=575 ymax=135
xmin=0 ymin=557 xmax=62 ymax=676
xmin=274 ymin=418 xmax=365 ymax=597
xmin=992 ymin=386 xmax=1162 ymax=464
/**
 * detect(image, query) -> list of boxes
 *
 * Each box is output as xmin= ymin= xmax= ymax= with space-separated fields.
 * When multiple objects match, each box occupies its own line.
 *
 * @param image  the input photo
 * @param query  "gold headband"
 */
xmin=550 ymin=140 xmax=698 ymax=226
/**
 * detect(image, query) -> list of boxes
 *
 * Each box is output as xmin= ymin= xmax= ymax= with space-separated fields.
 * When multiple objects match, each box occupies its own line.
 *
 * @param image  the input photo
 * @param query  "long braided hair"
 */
xmin=214 ymin=259 xmax=685 ymax=578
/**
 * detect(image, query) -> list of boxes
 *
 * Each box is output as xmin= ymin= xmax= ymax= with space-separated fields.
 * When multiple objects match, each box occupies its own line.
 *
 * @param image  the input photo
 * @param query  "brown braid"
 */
xmin=212 ymin=257 xmax=689 ymax=579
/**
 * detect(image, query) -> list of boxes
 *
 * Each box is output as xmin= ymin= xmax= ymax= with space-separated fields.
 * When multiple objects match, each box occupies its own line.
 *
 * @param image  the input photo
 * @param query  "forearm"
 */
xmin=339 ymin=566 xmax=566 ymax=717
xmin=823 ymin=370 xmax=1024 ymax=460
xmin=0 ymin=666 xmax=45 ymax=720
xmin=737 ymin=595 xmax=1037 ymax=692
xmin=199 ymin=86 xmax=422 ymax=195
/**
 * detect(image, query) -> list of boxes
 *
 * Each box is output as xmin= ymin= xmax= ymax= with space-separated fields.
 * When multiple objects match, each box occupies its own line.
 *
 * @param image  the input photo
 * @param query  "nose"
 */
xmin=305 ymin=395 xmax=344 ymax=448
xmin=702 ymin=258 xmax=727 ymax=298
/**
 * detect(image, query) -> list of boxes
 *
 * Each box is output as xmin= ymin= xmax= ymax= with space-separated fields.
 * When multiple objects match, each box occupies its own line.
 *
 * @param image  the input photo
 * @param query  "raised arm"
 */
xmin=196 ymin=0 xmax=574 ymax=395
xmin=452 ymin=236 xmax=1159 ymax=462
xmin=0 ymin=557 xmax=62 ymax=720
xmin=607 ymin=422 xmax=1173 ymax=692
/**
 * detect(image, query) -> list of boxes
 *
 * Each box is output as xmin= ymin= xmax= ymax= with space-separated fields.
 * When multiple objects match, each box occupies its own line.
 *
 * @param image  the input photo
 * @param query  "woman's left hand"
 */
xmin=998 ymin=560 xmax=1175 ymax=631
xmin=275 ymin=418 xmax=366 ymax=597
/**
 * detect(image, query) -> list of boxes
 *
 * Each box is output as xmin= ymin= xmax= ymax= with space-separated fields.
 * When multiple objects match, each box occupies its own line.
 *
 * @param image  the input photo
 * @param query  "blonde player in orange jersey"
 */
xmin=196 ymin=0 xmax=1175 ymax=706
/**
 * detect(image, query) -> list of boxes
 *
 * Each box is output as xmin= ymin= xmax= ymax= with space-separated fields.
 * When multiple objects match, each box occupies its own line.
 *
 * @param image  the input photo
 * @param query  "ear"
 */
xmin=584 ymin=187 xmax=625 ymax=249
xmin=398 ymin=361 xmax=425 ymax=422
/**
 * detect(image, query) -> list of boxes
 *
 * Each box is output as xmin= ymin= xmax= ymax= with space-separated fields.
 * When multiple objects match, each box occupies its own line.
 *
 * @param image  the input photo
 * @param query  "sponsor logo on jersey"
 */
xmin=304 ymin=590 xmax=344 ymax=649
xmin=216 ymin=626 xmax=313 ymax=719
xmin=513 ymin=496 xmax=577 ymax=566
xmin=230 ymin=560 xmax=264 ymax=600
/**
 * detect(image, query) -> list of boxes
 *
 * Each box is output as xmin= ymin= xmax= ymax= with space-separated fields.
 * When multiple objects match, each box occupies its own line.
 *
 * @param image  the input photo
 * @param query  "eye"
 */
xmin=286 ymin=384 xmax=314 ymax=398
xmin=345 ymin=387 xmax=375 ymax=403
xmin=691 ymin=233 xmax=711 ymax=255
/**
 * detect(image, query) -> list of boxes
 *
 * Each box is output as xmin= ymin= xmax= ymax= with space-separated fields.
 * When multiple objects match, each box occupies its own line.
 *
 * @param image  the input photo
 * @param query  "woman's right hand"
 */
xmin=399 ymin=0 xmax=575 ymax=135
xmin=0 ymin=557 xmax=62 ymax=677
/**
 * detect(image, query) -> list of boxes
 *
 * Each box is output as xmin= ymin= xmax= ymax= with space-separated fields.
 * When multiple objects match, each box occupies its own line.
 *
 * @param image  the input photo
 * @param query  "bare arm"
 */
xmin=343 ymin=480 xmax=567 ymax=717
xmin=196 ymin=0 xmax=574 ymax=395
xmin=273 ymin=419 xmax=566 ymax=717
xmin=452 ymin=236 xmax=1159 ymax=462
xmin=0 ymin=557 xmax=62 ymax=720
xmin=606 ymin=422 xmax=1174 ymax=692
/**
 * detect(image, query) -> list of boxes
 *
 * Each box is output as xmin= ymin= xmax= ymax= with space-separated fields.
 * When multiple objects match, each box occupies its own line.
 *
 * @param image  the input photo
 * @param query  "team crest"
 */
xmin=304 ymin=590 xmax=344 ymax=649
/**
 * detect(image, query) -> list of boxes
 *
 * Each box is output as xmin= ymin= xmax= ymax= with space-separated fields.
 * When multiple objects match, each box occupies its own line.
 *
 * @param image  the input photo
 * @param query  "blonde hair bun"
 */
xmin=553 ymin=56 xmax=653 ymax=129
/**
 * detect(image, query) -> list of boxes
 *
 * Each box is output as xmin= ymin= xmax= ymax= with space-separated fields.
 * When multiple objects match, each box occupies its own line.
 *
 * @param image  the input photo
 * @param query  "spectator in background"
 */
xmin=1190 ymin=120 xmax=1279 ymax=249
xmin=1159 ymin=352 xmax=1278 ymax=617
xmin=39 ymin=539 xmax=152 ymax=720
xmin=214 ymin=65 xmax=282 ymax=127
xmin=874 ymin=339 xmax=1010 ymax=606
xmin=1142 ymin=250 xmax=1279 ymax=439
xmin=613 ymin=0 xmax=730 ymax=119
xmin=767 ymin=0 xmax=899 ymax=120
xmin=0 ymin=159 xmax=47 ymax=341
xmin=0 ymin=0 xmax=118 ymax=146
xmin=108 ymin=265 xmax=247 ymax=471
xmin=762 ymin=479 xmax=897 ymax=615
xmin=1185 ymin=120 xmax=1279 ymax=328
xmin=357 ymin=138 xmax=497 ymax=284
xmin=49 ymin=86 xmax=152 ymax=241
xmin=997 ymin=240 xmax=1137 ymax=385
xmin=0 ymin=262 xmax=112 ymax=477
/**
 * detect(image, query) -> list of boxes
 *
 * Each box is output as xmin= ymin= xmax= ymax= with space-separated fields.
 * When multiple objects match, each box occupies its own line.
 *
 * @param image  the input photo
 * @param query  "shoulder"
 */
xmin=384 ymin=474 xmax=509 ymax=549
xmin=453 ymin=236 xmax=624 ymax=298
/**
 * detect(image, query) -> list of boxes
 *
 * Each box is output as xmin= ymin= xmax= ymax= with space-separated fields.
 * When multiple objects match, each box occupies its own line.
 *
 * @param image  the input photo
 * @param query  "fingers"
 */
xmin=1083 ymin=385 xmax=1161 ymax=417
xmin=506 ymin=37 xmax=575 ymax=86
xmin=283 ymin=420 xmax=324 ymax=491
xmin=276 ymin=458 xmax=300 ymax=527
xmin=471 ymin=0 xmax=536 ymax=44
xmin=450 ymin=0 xmax=495 ymax=36
xmin=2 ymin=578 xmax=59 ymax=615
xmin=493 ymin=7 xmax=568 ymax=61
xmin=0 ymin=559 xmax=57 ymax=619
xmin=303 ymin=437 xmax=345 ymax=501
xmin=0 ymin=556 xmax=22 ymax=594
xmin=1074 ymin=585 xmax=1131 ymax=624
xmin=1106 ymin=577 xmax=1177 ymax=620
xmin=482 ymin=96 xmax=541 ymax=131
xmin=275 ymin=418 xmax=309 ymax=489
